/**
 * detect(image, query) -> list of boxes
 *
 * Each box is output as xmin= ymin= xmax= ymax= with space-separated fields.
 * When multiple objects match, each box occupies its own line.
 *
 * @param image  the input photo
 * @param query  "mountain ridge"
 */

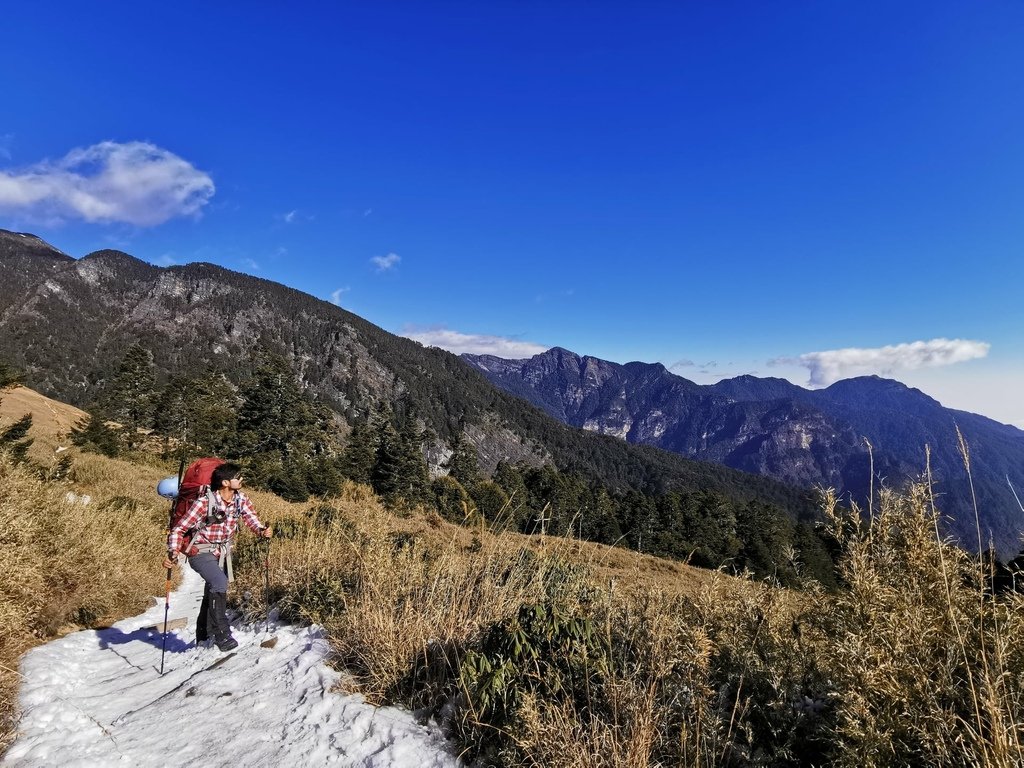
xmin=0 ymin=228 xmax=821 ymax=526
xmin=5 ymin=227 xmax=1021 ymax=556
xmin=463 ymin=347 xmax=1024 ymax=557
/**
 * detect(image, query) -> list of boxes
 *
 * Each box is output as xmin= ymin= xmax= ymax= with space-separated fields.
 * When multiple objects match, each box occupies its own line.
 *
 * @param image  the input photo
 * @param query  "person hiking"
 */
xmin=162 ymin=463 xmax=272 ymax=651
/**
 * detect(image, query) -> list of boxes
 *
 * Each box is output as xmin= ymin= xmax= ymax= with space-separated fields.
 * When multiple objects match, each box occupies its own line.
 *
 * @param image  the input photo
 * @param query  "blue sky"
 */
xmin=2 ymin=2 xmax=1023 ymax=425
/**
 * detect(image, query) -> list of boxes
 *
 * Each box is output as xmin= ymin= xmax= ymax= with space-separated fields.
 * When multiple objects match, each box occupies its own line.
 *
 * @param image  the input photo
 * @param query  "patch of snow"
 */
xmin=5 ymin=567 xmax=460 ymax=767
xmin=63 ymin=492 xmax=91 ymax=506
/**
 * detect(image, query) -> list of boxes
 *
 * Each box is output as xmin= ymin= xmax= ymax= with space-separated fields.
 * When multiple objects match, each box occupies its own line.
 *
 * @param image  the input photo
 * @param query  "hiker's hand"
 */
xmin=260 ymin=526 xmax=273 ymax=539
xmin=163 ymin=553 xmax=177 ymax=569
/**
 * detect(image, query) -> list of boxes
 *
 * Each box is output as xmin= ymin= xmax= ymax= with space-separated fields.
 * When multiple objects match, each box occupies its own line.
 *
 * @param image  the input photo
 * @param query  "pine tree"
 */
xmin=0 ymin=360 xmax=23 ymax=389
xmin=153 ymin=374 xmax=238 ymax=454
xmin=431 ymin=475 xmax=473 ymax=523
xmin=586 ymin=487 xmax=622 ymax=545
xmin=396 ymin=409 xmax=429 ymax=504
xmin=101 ymin=344 xmax=156 ymax=448
xmin=268 ymin=456 xmax=312 ymax=502
xmin=445 ymin=431 xmax=480 ymax=486
xmin=469 ymin=480 xmax=509 ymax=526
xmin=306 ymin=453 xmax=345 ymax=498
xmin=0 ymin=413 xmax=33 ymax=462
xmin=371 ymin=419 xmax=405 ymax=503
xmin=235 ymin=352 xmax=319 ymax=458
xmin=70 ymin=411 xmax=122 ymax=457
xmin=492 ymin=461 xmax=533 ymax=531
xmin=340 ymin=419 xmax=377 ymax=485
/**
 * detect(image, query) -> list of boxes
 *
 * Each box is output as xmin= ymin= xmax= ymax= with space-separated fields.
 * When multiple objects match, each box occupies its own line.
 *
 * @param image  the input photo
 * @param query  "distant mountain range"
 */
xmin=3 ymin=226 xmax=1021 ymax=558
xmin=462 ymin=348 xmax=1024 ymax=557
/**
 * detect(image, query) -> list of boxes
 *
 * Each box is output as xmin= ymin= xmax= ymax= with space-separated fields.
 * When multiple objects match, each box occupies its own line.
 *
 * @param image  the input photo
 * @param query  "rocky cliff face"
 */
xmin=466 ymin=348 xmax=862 ymax=485
xmin=464 ymin=348 xmax=1024 ymax=557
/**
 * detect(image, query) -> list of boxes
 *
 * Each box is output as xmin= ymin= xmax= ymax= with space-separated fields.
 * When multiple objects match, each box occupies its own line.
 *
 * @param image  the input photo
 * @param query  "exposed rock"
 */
xmin=464 ymin=348 xmax=1024 ymax=557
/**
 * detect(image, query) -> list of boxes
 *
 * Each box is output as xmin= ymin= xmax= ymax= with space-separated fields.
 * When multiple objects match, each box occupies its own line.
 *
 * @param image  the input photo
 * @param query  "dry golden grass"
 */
xmin=0 ymin=385 xmax=86 ymax=459
xmin=0 ymin=450 xmax=169 ymax=750
xmin=233 ymin=477 xmax=1024 ymax=767
xmin=804 ymin=485 xmax=1024 ymax=767
xmin=0 ymin=386 xmax=721 ymax=760
xmin=6 ymin=387 xmax=1023 ymax=766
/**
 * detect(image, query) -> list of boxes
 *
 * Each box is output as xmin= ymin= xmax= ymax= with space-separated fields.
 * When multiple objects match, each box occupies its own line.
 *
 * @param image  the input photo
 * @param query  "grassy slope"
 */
xmin=7 ymin=387 xmax=1021 ymax=767
xmin=0 ymin=387 xmax=719 ymax=753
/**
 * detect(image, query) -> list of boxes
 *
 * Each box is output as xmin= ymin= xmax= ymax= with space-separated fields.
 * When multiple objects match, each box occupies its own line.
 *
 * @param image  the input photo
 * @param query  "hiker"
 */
xmin=163 ymin=463 xmax=272 ymax=651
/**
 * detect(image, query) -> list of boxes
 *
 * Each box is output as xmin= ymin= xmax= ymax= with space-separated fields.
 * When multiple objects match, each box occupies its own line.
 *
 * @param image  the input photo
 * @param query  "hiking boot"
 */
xmin=216 ymin=636 xmax=238 ymax=652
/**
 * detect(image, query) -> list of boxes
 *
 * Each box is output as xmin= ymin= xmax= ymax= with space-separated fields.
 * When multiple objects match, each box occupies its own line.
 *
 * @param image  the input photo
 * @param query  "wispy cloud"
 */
xmin=669 ymin=359 xmax=695 ymax=371
xmin=0 ymin=134 xmax=12 ymax=161
xmin=330 ymin=286 xmax=350 ymax=306
xmin=773 ymin=337 xmax=990 ymax=387
xmin=363 ymin=208 xmax=372 ymax=217
xmin=153 ymin=253 xmax=178 ymax=267
xmin=277 ymin=209 xmax=312 ymax=224
xmin=241 ymin=258 xmax=261 ymax=272
xmin=401 ymin=326 xmax=548 ymax=358
xmin=0 ymin=140 xmax=214 ymax=225
xmin=371 ymin=252 xmax=401 ymax=272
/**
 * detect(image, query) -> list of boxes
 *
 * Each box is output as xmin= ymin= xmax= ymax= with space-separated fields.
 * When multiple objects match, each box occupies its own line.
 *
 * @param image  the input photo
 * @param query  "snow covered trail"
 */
xmin=4 ymin=567 xmax=461 ymax=767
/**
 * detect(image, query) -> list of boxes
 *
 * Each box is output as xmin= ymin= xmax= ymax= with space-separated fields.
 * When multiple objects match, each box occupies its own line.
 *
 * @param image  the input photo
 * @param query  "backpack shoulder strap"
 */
xmin=204 ymin=488 xmax=218 ymax=526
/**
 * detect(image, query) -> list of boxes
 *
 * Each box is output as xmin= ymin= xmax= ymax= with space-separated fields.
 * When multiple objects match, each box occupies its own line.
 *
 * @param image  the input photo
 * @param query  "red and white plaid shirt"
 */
xmin=168 ymin=491 xmax=265 ymax=554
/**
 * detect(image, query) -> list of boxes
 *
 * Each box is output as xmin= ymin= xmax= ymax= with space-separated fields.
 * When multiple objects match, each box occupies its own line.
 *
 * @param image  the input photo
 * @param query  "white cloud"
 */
xmin=670 ymin=359 xmax=695 ymax=371
xmin=276 ymin=210 xmax=312 ymax=224
xmin=241 ymin=258 xmax=260 ymax=272
xmin=371 ymin=252 xmax=400 ymax=272
xmin=402 ymin=326 xmax=548 ymax=358
xmin=330 ymin=286 xmax=350 ymax=306
xmin=0 ymin=134 xmax=12 ymax=161
xmin=0 ymin=140 xmax=214 ymax=226
xmin=776 ymin=338 xmax=991 ymax=387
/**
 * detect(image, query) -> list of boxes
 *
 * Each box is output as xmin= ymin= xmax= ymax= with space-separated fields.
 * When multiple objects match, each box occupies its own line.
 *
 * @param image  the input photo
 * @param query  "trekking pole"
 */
xmin=160 ymin=440 xmax=188 ymax=675
xmin=262 ymin=534 xmax=271 ymax=635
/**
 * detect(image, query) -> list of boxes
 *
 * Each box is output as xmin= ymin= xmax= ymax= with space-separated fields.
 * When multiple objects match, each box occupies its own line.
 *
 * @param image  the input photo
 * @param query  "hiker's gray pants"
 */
xmin=188 ymin=552 xmax=228 ymax=594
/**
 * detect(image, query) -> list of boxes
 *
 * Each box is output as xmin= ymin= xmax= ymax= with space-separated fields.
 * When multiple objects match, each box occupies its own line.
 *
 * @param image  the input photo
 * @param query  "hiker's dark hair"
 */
xmin=211 ymin=463 xmax=242 ymax=490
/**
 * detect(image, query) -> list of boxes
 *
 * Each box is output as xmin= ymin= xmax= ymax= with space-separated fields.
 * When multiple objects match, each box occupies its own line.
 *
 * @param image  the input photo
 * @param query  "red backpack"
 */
xmin=170 ymin=457 xmax=224 ymax=552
